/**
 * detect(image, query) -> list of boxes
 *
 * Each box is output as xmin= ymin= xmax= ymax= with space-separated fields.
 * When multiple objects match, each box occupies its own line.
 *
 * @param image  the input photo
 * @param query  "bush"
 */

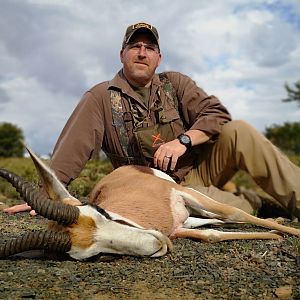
xmin=1 ymin=154 xmax=299 ymax=201
xmin=265 ymin=122 xmax=300 ymax=155
xmin=0 ymin=122 xmax=25 ymax=157
xmin=0 ymin=157 xmax=113 ymax=200
xmin=0 ymin=157 xmax=39 ymax=199
xmin=68 ymin=159 xmax=113 ymax=198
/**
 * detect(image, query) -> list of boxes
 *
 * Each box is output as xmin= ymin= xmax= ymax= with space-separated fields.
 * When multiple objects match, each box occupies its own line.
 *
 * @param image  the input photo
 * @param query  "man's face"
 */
xmin=120 ymin=32 xmax=161 ymax=87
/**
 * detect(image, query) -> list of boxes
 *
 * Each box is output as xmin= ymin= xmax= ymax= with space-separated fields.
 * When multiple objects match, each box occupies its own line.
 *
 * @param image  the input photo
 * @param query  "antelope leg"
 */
xmin=174 ymin=228 xmax=282 ymax=242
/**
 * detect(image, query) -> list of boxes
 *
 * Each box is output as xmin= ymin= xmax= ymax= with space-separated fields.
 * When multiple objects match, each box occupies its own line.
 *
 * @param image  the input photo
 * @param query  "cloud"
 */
xmin=0 ymin=0 xmax=300 ymax=155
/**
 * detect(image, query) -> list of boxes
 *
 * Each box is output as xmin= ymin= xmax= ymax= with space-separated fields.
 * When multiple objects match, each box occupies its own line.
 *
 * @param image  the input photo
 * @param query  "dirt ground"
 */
xmin=0 ymin=201 xmax=300 ymax=300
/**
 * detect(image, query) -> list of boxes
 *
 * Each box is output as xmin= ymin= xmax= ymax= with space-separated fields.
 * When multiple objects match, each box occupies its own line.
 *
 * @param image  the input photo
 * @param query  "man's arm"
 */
xmin=168 ymin=71 xmax=231 ymax=136
xmin=154 ymin=72 xmax=231 ymax=171
xmin=154 ymin=129 xmax=211 ymax=171
xmin=50 ymin=91 xmax=105 ymax=185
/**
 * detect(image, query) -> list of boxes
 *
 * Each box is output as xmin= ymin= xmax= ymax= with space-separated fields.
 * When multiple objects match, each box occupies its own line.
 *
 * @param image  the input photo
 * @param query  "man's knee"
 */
xmin=220 ymin=120 xmax=259 ymax=145
xmin=222 ymin=120 xmax=252 ymax=136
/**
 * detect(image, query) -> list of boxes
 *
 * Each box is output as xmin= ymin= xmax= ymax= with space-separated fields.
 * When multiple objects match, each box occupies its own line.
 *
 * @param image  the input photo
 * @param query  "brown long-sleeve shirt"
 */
xmin=50 ymin=70 xmax=231 ymax=184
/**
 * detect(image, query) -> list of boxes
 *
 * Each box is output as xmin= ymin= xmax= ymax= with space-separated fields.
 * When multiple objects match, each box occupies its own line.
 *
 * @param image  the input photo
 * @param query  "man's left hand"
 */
xmin=153 ymin=139 xmax=187 ymax=171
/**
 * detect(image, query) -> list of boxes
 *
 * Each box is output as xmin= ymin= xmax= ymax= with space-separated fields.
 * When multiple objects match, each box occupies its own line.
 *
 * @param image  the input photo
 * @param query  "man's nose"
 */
xmin=138 ymin=45 xmax=147 ymax=57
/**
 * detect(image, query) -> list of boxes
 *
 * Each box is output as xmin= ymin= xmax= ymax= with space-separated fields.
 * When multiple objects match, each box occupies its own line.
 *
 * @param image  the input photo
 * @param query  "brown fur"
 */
xmin=89 ymin=166 xmax=300 ymax=241
xmin=90 ymin=166 xmax=174 ymax=236
xmin=68 ymin=215 xmax=96 ymax=248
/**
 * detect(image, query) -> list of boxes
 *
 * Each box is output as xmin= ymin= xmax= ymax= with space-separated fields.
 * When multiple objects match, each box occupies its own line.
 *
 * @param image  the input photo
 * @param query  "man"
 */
xmin=4 ymin=22 xmax=300 ymax=219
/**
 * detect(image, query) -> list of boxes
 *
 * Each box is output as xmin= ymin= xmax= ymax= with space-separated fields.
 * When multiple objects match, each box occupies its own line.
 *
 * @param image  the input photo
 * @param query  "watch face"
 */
xmin=178 ymin=134 xmax=191 ymax=148
xmin=180 ymin=135 xmax=190 ymax=144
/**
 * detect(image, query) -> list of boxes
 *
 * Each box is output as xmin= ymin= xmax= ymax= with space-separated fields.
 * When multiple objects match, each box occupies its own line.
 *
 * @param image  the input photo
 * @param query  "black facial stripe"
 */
xmin=86 ymin=203 xmax=112 ymax=220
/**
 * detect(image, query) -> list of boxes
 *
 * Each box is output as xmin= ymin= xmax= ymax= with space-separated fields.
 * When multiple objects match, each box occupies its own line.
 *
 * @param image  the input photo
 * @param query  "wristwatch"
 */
xmin=177 ymin=134 xmax=192 ymax=150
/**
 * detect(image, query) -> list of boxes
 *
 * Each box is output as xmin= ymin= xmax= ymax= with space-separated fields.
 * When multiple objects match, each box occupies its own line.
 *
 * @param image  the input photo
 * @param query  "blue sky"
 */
xmin=0 ymin=0 xmax=300 ymax=155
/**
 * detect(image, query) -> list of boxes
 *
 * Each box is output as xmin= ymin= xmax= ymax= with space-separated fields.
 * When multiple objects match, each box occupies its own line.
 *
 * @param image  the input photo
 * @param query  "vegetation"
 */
xmin=0 ymin=122 xmax=24 ymax=158
xmin=263 ymin=80 xmax=300 ymax=154
xmin=265 ymin=122 xmax=300 ymax=155
xmin=1 ymin=153 xmax=299 ymax=202
xmin=282 ymin=80 xmax=300 ymax=105
xmin=0 ymin=157 xmax=113 ymax=201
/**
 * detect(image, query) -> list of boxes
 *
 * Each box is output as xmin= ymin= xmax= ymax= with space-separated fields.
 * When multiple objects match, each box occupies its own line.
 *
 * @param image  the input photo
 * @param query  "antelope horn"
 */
xmin=23 ymin=143 xmax=73 ymax=202
xmin=0 ymin=168 xmax=79 ymax=225
xmin=0 ymin=231 xmax=72 ymax=258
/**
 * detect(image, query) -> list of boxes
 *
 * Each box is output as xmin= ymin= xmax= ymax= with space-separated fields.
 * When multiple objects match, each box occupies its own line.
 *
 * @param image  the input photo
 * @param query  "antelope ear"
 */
xmin=23 ymin=142 xmax=73 ymax=202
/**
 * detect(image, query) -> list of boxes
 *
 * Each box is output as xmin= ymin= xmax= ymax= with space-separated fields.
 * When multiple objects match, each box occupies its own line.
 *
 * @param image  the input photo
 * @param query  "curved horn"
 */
xmin=24 ymin=143 xmax=73 ymax=201
xmin=0 ymin=231 xmax=72 ymax=258
xmin=0 ymin=168 xmax=79 ymax=225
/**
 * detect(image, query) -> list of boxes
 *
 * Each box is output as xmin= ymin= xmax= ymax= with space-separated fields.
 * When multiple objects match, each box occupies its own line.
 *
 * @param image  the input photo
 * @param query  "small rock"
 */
xmin=275 ymin=285 xmax=292 ymax=299
xmin=21 ymin=291 xmax=36 ymax=298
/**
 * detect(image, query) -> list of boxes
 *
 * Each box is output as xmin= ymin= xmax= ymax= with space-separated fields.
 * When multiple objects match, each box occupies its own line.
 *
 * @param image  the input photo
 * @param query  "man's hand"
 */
xmin=153 ymin=129 xmax=212 ymax=172
xmin=3 ymin=203 xmax=37 ymax=216
xmin=153 ymin=139 xmax=187 ymax=171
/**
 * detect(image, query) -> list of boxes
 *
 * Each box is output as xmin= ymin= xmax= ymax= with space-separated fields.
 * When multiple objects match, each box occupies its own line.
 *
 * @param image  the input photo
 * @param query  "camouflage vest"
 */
xmin=109 ymin=73 xmax=180 ymax=165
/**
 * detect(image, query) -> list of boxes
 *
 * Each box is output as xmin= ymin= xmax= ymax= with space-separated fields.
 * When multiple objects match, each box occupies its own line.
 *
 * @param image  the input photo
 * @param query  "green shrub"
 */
xmin=288 ymin=154 xmax=300 ymax=166
xmin=0 ymin=157 xmax=113 ymax=200
xmin=265 ymin=122 xmax=300 ymax=155
xmin=1 ymin=153 xmax=299 ymax=201
xmin=68 ymin=159 xmax=113 ymax=198
xmin=0 ymin=157 xmax=39 ymax=199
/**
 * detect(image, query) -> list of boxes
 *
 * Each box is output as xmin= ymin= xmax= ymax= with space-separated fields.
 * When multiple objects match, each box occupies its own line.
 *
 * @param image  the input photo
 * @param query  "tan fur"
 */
xmin=47 ymin=198 xmax=83 ymax=232
xmin=68 ymin=215 xmax=96 ymax=248
xmin=90 ymin=166 xmax=174 ymax=236
xmin=222 ymin=181 xmax=237 ymax=193
xmin=178 ymin=186 xmax=300 ymax=236
xmin=63 ymin=198 xmax=82 ymax=206
xmin=90 ymin=166 xmax=300 ymax=242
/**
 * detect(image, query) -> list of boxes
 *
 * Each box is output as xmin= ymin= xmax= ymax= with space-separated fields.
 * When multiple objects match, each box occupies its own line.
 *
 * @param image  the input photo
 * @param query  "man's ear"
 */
xmin=157 ymin=53 xmax=162 ymax=67
xmin=120 ymin=49 xmax=124 ymax=63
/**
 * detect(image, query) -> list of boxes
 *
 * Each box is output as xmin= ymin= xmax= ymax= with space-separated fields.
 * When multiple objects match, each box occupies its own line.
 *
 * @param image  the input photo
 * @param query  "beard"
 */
xmin=124 ymin=63 xmax=155 ymax=87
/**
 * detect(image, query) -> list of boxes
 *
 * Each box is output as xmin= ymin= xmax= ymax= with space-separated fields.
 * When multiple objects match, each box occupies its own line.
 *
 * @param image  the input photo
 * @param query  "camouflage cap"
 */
xmin=122 ymin=22 xmax=160 ymax=50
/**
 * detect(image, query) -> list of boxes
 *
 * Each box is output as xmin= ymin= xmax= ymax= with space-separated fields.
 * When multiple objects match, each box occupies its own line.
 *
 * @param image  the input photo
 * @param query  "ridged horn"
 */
xmin=23 ymin=143 xmax=73 ymax=201
xmin=0 ymin=231 xmax=72 ymax=258
xmin=0 ymin=168 xmax=79 ymax=225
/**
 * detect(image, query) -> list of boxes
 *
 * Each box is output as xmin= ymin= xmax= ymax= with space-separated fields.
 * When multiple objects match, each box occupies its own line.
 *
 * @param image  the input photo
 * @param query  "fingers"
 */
xmin=154 ymin=152 xmax=173 ymax=171
xmin=154 ymin=139 xmax=186 ymax=171
xmin=162 ymin=155 xmax=175 ymax=171
xmin=29 ymin=209 xmax=38 ymax=216
xmin=3 ymin=203 xmax=33 ymax=215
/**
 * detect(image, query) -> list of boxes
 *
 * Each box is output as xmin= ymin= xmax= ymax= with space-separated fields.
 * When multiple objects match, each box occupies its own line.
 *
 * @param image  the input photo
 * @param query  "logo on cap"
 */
xmin=132 ymin=23 xmax=153 ymax=30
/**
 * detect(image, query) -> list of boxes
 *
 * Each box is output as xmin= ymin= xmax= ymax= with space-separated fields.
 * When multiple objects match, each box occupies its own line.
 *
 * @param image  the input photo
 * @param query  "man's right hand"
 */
xmin=3 ymin=203 xmax=37 ymax=216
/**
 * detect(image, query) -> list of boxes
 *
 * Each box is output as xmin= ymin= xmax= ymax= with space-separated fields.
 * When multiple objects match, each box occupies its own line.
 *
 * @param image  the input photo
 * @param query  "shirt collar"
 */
xmin=108 ymin=70 xmax=163 ymax=93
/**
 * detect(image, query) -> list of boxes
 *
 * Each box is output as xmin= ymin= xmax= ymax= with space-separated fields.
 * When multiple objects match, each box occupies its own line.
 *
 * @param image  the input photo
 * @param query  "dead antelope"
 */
xmin=0 ymin=146 xmax=300 ymax=260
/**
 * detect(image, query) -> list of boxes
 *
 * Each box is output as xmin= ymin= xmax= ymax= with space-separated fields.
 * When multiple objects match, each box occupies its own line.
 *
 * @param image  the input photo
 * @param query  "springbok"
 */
xmin=0 ymin=146 xmax=299 ymax=260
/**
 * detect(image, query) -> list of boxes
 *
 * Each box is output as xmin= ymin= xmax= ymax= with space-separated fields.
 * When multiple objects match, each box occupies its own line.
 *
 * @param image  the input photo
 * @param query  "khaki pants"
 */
xmin=181 ymin=120 xmax=300 ymax=218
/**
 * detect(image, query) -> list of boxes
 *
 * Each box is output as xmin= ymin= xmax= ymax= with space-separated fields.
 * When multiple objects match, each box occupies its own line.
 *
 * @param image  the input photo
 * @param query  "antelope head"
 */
xmin=0 ymin=146 xmax=172 ymax=260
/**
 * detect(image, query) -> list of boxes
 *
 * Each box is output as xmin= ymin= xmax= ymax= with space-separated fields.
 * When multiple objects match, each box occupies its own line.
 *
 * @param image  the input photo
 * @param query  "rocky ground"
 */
xmin=0 ymin=202 xmax=300 ymax=300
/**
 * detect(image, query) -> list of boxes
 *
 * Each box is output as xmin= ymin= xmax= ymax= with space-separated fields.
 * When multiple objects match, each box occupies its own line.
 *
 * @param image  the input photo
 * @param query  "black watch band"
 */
xmin=177 ymin=134 xmax=192 ymax=150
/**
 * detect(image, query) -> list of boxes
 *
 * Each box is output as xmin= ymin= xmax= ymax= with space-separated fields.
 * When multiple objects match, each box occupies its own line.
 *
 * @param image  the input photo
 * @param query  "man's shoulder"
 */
xmin=159 ymin=71 xmax=184 ymax=79
xmin=79 ymin=81 xmax=111 ymax=105
xmin=88 ymin=81 xmax=110 ymax=94
xmin=158 ymin=71 xmax=193 ymax=87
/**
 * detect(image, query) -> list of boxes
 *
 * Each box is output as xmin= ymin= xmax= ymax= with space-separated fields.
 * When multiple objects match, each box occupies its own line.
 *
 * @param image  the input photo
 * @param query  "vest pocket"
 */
xmin=134 ymin=123 xmax=177 ymax=159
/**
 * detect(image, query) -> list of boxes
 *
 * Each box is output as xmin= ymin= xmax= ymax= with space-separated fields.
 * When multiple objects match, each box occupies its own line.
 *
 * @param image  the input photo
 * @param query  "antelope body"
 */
xmin=0 ymin=146 xmax=300 ymax=260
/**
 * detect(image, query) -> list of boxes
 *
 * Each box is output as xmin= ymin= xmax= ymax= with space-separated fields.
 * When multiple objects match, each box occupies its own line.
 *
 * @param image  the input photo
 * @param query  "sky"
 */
xmin=1 ymin=0 xmax=300 ymax=156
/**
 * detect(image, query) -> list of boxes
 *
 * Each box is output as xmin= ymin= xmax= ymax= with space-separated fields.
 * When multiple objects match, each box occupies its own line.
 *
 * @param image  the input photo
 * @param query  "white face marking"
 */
xmin=152 ymin=168 xmax=176 ymax=182
xmin=78 ymin=205 xmax=106 ymax=219
xmin=67 ymin=205 xmax=171 ymax=260
xmin=109 ymin=212 xmax=144 ymax=228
